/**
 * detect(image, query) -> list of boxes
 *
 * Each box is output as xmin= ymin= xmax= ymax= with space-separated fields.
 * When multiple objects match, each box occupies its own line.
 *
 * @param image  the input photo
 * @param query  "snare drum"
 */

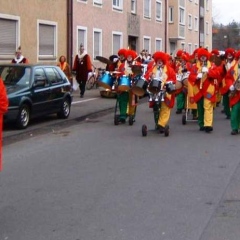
xmin=98 ymin=72 xmax=114 ymax=90
xmin=148 ymin=78 xmax=162 ymax=94
xmin=131 ymin=77 xmax=148 ymax=96
xmin=118 ymin=75 xmax=131 ymax=91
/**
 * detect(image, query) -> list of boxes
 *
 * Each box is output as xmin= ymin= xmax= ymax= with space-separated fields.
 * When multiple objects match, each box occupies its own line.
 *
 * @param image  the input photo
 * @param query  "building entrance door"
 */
xmin=128 ymin=36 xmax=137 ymax=51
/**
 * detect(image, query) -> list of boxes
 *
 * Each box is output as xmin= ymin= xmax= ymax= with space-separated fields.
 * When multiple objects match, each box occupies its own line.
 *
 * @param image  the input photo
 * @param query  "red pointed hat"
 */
xmin=153 ymin=51 xmax=167 ymax=64
xmin=197 ymin=48 xmax=210 ymax=60
xmin=225 ymin=48 xmax=235 ymax=57
xmin=235 ymin=50 xmax=240 ymax=60
xmin=118 ymin=48 xmax=127 ymax=57
xmin=211 ymin=49 xmax=219 ymax=56
xmin=125 ymin=49 xmax=137 ymax=59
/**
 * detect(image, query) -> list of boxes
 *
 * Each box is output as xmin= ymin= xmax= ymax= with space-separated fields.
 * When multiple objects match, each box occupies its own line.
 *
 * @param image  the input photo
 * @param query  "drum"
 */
xmin=148 ymin=78 xmax=162 ymax=94
xmin=118 ymin=75 xmax=131 ymax=91
xmin=131 ymin=77 xmax=148 ymax=96
xmin=98 ymin=72 xmax=114 ymax=90
xmin=182 ymin=72 xmax=189 ymax=87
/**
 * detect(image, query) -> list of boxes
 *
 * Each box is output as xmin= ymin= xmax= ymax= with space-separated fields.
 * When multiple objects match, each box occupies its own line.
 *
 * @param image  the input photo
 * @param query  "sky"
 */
xmin=212 ymin=0 xmax=240 ymax=25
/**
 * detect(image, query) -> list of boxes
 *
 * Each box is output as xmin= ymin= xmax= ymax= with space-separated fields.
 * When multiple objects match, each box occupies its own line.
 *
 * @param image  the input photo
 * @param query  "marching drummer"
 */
xmin=117 ymin=49 xmax=140 ymax=123
xmin=144 ymin=51 xmax=176 ymax=133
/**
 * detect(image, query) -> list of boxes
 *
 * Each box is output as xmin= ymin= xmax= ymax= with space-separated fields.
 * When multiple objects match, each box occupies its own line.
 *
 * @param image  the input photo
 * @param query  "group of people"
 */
xmin=97 ymin=46 xmax=240 ymax=136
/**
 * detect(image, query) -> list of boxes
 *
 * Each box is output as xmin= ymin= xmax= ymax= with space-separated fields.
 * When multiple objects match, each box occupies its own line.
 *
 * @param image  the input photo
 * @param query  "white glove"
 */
xmin=229 ymin=85 xmax=235 ymax=91
xmin=202 ymin=67 xmax=208 ymax=73
xmin=113 ymin=58 xmax=118 ymax=63
xmin=176 ymin=74 xmax=182 ymax=81
xmin=197 ymin=73 xmax=203 ymax=79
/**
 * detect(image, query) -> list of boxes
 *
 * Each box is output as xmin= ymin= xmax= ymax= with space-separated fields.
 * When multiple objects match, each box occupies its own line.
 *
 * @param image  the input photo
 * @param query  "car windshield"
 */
xmin=0 ymin=66 xmax=31 ymax=86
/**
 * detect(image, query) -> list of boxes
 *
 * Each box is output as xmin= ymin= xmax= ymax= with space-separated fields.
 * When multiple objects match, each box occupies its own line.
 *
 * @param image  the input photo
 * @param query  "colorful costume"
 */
xmin=0 ymin=77 xmax=9 ymax=171
xmin=188 ymin=48 xmax=220 ymax=132
xmin=145 ymin=51 xmax=176 ymax=130
xmin=72 ymin=44 xmax=92 ymax=97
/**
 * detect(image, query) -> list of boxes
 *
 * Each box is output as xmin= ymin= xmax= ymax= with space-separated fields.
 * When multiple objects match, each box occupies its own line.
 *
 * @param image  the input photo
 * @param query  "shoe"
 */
xmin=231 ymin=130 xmax=238 ymax=135
xmin=159 ymin=125 xmax=165 ymax=134
xmin=80 ymin=94 xmax=84 ymax=98
xmin=199 ymin=126 xmax=205 ymax=131
xmin=205 ymin=126 xmax=213 ymax=133
xmin=176 ymin=109 xmax=182 ymax=114
xmin=119 ymin=118 xmax=126 ymax=123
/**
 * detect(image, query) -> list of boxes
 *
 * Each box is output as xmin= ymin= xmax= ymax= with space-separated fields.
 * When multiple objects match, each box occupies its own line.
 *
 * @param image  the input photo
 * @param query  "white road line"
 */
xmin=72 ymin=98 xmax=98 ymax=104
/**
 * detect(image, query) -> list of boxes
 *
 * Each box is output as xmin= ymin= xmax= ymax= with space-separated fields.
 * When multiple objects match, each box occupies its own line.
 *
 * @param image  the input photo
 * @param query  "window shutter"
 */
xmin=0 ymin=18 xmax=17 ymax=55
xmin=39 ymin=24 xmax=54 ymax=55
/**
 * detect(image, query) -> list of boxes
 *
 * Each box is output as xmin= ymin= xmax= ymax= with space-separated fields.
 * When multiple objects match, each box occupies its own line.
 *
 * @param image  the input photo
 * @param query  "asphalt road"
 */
xmin=1 ymin=88 xmax=240 ymax=240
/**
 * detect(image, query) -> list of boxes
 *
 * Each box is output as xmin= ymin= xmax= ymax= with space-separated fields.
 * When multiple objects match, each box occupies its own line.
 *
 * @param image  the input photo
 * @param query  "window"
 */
xmin=155 ymin=38 xmax=162 ymax=51
xmin=194 ymin=0 xmax=198 ymax=4
xmin=206 ymin=22 xmax=209 ymax=35
xmin=188 ymin=14 xmax=192 ymax=29
xmin=113 ymin=0 xmax=123 ymax=10
xmin=194 ymin=17 xmax=198 ymax=31
xmin=93 ymin=29 xmax=102 ymax=60
xmin=169 ymin=6 xmax=173 ymax=23
xmin=188 ymin=43 xmax=192 ymax=53
xmin=131 ymin=0 xmax=136 ymax=13
xmin=206 ymin=0 xmax=209 ymax=11
xmin=77 ymin=27 xmax=87 ymax=52
xmin=144 ymin=0 xmax=151 ymax=18
xmin=45 ymin=67 xmax=62 ymax=84
xmin=181 ymin=42 xmax=185 ymax=51
xmin=93 ymin=0 xmax=102 ymax=5
xmin=0 ymin=14 xmax=19 ymax=57
xmin=38 ymin=21 xmax=57 ymax=60
xmin=112 ymin=32 xmax=122 ymax=55
xmin=179 ymin=7 xmax=185 ymax=24
xmin=156 ymin=0 xmax=162 ymax=21
xmin=143 ymin=36 xmax=151 ymax=54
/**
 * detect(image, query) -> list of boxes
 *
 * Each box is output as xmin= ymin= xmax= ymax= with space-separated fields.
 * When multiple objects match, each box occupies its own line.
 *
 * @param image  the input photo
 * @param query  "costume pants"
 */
xmin=127 ymin=91 xmax=137 ymax=117
xmin=222 ymin=92 xmax=231 ymax=118
xmin=158 ymin=102 xmax=171 ymax=127
xmin=176 ymin=92 xmax=185 ymax=110
xmin=230 ymin=101 xmax=240 ymax=131
xmin=118 ymin=91 xmax=129 ymax=120
xmin=78 ymin=80 xmax=86 ymax=96
xmin=197 ymin=97 xmax=214 ymax=128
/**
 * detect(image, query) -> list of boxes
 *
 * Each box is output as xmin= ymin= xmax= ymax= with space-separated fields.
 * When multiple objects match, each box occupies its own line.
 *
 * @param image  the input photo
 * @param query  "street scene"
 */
xmin=1 ymin=88 xmax=240 ymax=240
xmin=1 ymin=0 xmax=240 ymax=240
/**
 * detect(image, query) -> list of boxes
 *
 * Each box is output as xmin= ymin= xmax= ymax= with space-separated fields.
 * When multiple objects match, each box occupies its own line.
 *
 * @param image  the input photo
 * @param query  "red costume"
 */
xmin=0 ymin=78 xmax=9 ymax=171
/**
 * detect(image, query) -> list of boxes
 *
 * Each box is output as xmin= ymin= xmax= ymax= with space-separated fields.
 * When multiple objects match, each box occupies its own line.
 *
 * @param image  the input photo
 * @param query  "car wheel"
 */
xmin=16 ymin=104 xmax=30 ymax=129
xmin=57 ymin=98 xmax=71 ymax=119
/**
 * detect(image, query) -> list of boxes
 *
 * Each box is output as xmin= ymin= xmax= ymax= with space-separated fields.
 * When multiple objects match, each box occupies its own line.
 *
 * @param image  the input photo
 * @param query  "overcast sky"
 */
xmin=212 ymin=0 xmax=240 ymax=25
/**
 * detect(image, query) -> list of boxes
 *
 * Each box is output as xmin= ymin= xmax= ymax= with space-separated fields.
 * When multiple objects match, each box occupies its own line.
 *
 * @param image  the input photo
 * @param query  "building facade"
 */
xmin=0 ymin=0 xmax=212 ymax=67
xmin=0 ymin=0 xmax=68 ymax=64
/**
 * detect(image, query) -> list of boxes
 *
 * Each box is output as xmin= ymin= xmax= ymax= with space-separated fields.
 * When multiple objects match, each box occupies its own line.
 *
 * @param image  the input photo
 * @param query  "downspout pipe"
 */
xmin=67 ymin=0 xmax=73 ymax=68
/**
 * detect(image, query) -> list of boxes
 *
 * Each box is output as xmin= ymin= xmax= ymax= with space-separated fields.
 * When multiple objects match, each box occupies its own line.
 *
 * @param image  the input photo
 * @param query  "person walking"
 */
xmin=188 ymin=48 xmax=220 ymax=133
xmin=0 ymin=77 xmax=8 ymax=171
xmin=72 ymin=44 xmax=92 ymax=98
xmin=11 ymin=46 xmax=29 ymax=64
xmin=57 ymin=55 xmax=73 ymax=86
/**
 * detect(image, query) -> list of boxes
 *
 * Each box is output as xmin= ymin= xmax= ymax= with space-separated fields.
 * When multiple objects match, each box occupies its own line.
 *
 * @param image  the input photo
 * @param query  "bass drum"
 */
xmin=118 ymin=75 xmax=131 ymax=91
xmin=182 ymin=72 xmax=189 ymax=88
xmin=131 ymin=77 xmax=148 ymax=96
xmin=98 ymin=72 xmax=114 ymax=90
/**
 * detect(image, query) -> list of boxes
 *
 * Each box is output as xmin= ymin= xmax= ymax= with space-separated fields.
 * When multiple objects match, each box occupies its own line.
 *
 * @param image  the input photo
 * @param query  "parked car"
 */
xmin=1 ymin=64 xmax=72 ymax=129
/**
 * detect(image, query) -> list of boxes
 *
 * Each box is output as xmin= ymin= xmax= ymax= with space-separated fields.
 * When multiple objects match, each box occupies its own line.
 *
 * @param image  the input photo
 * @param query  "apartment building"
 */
xmin=0 ymin=0 xmax=212 ymax=66
xmin=72 ymin=0 xmax=212 ymax=68
xmin=0 ymin=0 xmax=68 ymax=64
xmin=168 ymin=0 xmax=212 ymax=55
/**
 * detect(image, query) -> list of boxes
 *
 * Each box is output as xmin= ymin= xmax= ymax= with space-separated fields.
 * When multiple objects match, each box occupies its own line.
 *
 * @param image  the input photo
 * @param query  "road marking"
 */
xmin=72 ymin=98 xmax=98 ymax=104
